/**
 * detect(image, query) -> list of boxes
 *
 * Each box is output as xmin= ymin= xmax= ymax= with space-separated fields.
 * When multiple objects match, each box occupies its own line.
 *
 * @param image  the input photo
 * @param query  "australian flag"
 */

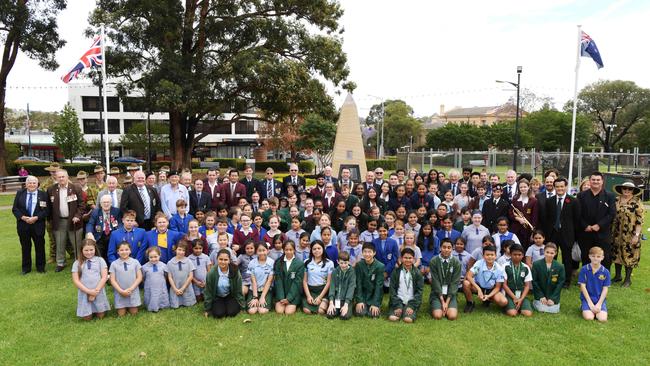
xmin=580 ymin=31 xmax=604 ymax=69
xmin=61 ymin=36 xmax=103 ymax=83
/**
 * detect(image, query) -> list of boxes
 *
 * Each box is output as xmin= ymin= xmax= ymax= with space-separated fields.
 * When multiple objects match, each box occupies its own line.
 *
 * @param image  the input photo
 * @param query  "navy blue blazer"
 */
xmin=372 ymin=237 xmax=400 ymax=277
xmin=12 ymin=189 xmax=49 ymax=232
xmin=139 ymin=229 xmax=184 ymax=264
xmin=85 ymin=207 xmax=122 ymax=241
xmin=107 ymin=227 xmax=147 ymax=265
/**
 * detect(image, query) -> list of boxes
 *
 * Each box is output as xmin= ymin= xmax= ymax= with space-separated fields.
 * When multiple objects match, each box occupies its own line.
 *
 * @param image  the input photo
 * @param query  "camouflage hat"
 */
xmin=93 ymin=165 xmax=105 ymax=174
xmin=110 ymin=167 xmax=121 ymax=174
xmin=159 ymin=165 xmax=170 ymax=173
xmin=44 ymin=162 xmax=61 ymax=172
xmin=126 ymin=163 xmax=140 ymax=171
xmin=76 ymin=171 xmax=88 ymax=179
xmin=122 ymin=176 xmax=133 ymax=184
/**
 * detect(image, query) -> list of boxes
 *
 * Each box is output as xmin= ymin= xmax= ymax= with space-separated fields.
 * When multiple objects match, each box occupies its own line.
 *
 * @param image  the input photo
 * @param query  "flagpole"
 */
xmin=100 ymin=24 xmax=110 ymax=172
xmin=568 ymin=25 xmax=582 ymax=193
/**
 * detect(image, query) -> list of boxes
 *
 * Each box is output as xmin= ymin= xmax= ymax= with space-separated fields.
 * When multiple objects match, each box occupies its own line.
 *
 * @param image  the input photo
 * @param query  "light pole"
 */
xmin=368 ymin=95 xmax=385 ymax=159
xmin=605 ymin=106 xmax=622 ymax=172
xmin=496 ymin=66 xmax=522 ymax=171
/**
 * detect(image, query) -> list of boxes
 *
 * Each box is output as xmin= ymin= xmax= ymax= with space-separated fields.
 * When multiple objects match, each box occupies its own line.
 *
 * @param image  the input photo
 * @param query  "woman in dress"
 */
xmin=611 ymin=181 xmax=644 ymax=287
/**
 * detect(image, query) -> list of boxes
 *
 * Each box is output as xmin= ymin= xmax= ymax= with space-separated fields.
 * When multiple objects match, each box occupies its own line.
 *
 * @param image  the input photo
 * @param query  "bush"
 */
xmin=366 ymin=158 xmax=396 ymax=171
xmin=203 ymin=158 xmax=245 ymax=170
xmin=252 ymin=160 xmax=315 ymax=173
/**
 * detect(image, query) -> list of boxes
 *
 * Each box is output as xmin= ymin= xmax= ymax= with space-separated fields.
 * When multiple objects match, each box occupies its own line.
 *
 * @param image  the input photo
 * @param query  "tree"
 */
xmin=0 ymin=0 xmax=67 ymax=174
xmin=256 ymin=117 xmax=303 ymax=161
xmin=505 ymin=88 xmax=554 ymax=113
xmin=86 ymin=138 xmax=116 ymax=158
xmin=52 ymin=104 xmax=85 ymax=160
xmin=520 ymin=108 xmax=590 ymax=151
xmin=295 ymin=113 xmax=337 ymax=168
xmin=568 ymin=80 xmax=650 ymax=152
xmin=119 ymin=121 xmax=170 ymax=157
xmin=91 ymin=0 xmax=351 ymax=170
xmin=366 ymin=100 xmax=421 ymax=154
xmin=426 ymin=123 xmax=485 ymax=150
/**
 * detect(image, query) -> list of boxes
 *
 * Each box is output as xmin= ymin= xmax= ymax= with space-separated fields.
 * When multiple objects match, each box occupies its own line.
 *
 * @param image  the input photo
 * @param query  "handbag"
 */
xmin=571 ymin=241 xmax=581 ymax=262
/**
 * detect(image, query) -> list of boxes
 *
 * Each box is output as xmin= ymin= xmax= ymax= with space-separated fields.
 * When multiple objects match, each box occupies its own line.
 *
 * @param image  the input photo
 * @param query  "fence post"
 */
xmin=577 ymin=147 xmax=583 ymax=185
xmin=458 ymin=148 xmax=463 ymax=169
xmin=530 ymin=148 xmax=535 ymax=176
xmin=420 ymin=149 xmax=424 ymax=172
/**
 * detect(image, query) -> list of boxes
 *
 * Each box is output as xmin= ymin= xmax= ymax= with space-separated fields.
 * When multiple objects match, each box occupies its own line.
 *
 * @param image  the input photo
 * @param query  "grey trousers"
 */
xmin=54 ymin=218 xmax=82 ymax=266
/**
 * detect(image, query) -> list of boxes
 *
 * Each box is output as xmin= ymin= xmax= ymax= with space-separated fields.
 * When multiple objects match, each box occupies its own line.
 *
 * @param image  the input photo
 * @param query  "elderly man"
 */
xmin=47 ymin=170 xmax=84 ymax=272
xmin=97 ymin=176 xmax=123 ymax=209
xmin=12 ymin=176 xmax=49 ymax=274
xmin=181 ymin=171 xmax=193 ymax=192
xmin=160 ymin=170 xmax=189 ymax=218
xmin=504 ymin=169 xmax=518 ymax=202
xmin=323 ymin=166 xmax=339 ymax=185
xmin=258 ymin=167 xmax=282 ymax=200
xmin=41 ymin=163 xmax=60 ymax=264
xmin=120 ymin=170 xmax=161 ymax=231
xmin=85 ymin=195 xmax=122 ymax=262
xmin=283 ymin=163 xmax=306 ymax=194
xmin=373 ymin=168 xmax=385 ymax=186
xmin=364 ymin=171 xmax=379 ymax=192
xmin=442 ymin=169 xmax=461 ymax=197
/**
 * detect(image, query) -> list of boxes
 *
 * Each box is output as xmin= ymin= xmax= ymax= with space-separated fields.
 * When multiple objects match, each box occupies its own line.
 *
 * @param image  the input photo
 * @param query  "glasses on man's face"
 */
xmin=266 ymin=172 xmax=273 ymax=175
xmin=290 ymin=169 xmax=297 ymax=172
xmin=375 ymin=171 xmax=383 ymax=175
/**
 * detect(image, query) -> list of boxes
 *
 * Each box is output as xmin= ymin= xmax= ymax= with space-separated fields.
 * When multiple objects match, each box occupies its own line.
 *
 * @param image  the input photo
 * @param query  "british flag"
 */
xmin=61 ymin=36 xmax=103 ymax=83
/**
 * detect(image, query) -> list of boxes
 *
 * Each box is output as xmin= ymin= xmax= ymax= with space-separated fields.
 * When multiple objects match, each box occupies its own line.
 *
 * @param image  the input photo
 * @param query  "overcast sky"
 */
xmin=4 ymin=0 xmax=649 ymax=117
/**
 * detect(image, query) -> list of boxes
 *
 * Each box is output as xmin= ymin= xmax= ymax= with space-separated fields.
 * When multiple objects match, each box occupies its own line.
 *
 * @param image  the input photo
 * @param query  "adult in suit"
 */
xmin=544 ymin=177 xmax=581 ymax=288
xmin=337 ymin=167 xmax=354 ymax=193
xmin=218 ymin=169 xmax=247 ymax=208
xmin=481 ymin=184 xmax=509 ymax=233
xmin=576 ymin=172 xmax=616 ymax=269
xmin=363 ymin=171 xmax=380 ymax=192
xmin=310 ymin=174 xmax=327 ymax=200
xmin=47 ymin=169 xmax=85 ymax=272
xmin=441 ymin=169 xmax=461 ymax=197
xmin=85 ymin=195 xmax=122 ymax=262
xmin=12 ymin=176 xmax=49 ymax=274
xmin=120 ymin=170 xmax=161 ymax=231
xmin=203 ymin=167 xmax=221 ymax=210
xmin=323 ymin=166 xmax=339 ymax=187
xmin=535 ymin=175 xmax=556 ymax=232
xmin=283 ymin=163 xmax=306 ymax=195
xmin=503 ymin=169 xmax=518 ymax=202
xmin=239 ymin=165 xmax=259 ymax=200
xmin=257 ymin=167 xmax=282 ymax=200
xmin=97 ymin=176 xmax=123 ymax=209
xmin=189 ymin=179 xmax=211 ymax=215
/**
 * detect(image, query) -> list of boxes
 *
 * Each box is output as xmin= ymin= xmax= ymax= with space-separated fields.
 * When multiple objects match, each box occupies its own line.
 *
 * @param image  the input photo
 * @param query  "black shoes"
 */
xmin=21 ymin=270 xmax=31 ymax=275
xmin=464 ymin=302 xmax=475 ymax=313
xmin=55 ymin=265 xmax=65 ymax=272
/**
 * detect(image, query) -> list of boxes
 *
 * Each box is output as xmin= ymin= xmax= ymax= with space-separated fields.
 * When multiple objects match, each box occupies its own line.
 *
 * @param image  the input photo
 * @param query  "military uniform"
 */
xmin=40 ymin=176 xmax=59 ymax=262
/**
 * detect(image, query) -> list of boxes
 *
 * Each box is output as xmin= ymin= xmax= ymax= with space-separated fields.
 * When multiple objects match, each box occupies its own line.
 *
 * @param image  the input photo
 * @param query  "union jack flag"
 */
xmin=580 ymin=31 xmax=604 ymax=69
xmin=61 ymin=36 xmax=103 ymax=83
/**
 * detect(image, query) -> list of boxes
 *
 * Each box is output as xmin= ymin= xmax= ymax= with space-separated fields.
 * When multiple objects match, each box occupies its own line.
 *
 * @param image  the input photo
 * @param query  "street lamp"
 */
xmin=496 ymin=65 xmax=522 ymax=171
xmin=368 ymin=95 xmax=385 ymax=159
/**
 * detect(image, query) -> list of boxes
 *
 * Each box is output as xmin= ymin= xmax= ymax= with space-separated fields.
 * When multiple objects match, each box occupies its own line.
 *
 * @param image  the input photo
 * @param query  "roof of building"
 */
xmin=444 ymin=106 xmax=500 ymax=117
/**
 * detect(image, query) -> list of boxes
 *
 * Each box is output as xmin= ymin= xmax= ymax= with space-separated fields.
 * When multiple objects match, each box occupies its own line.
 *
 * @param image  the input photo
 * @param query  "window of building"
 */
xmin=81 ymin=96 xmax=120 ymax=112
xmin=235 ymin=120 xmax=255 ymax=134
xmin=82 ymin=119 xmax=120 ymax=134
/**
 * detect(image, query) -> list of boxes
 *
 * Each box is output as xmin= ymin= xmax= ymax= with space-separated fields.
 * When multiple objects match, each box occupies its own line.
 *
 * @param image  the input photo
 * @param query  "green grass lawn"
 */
xmin=1 ymin=206 xmax=649 ymax=365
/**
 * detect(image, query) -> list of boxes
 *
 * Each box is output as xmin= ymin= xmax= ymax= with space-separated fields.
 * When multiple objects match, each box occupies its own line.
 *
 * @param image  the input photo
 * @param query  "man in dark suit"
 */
xmin=120 ymin=170 xmax=161 ymax=231
xmin=283 ymin=163 xmax=306 ymax=195
xmin=577 ymin=172 xmax=616 ymax=269
xmin=481 ymin=184 xmax=509 ymax=233
xmin=363 ymin=171 xmax=380 ymax=192
xmin=258 ymin=167 xmax=282 ymax=200
xmin=12 ymin=176 xmax=49 ymax=274
xmin=218 ymin=169 xmax=247 ymax=208
xmin=47 ymin=169 xmax=85 ymax=272
xmin=189 ymin=179 xmax=211 ymax=215
xmin=203 ymin=167 xmax=221 ymax=210
xmin=337 ymin=167 xmax=354 ymax=193
xmin=441 ymin=169 xmax=461 ymax=197
xmin=544 ymin=177 xmax=580 ymax=288
xmin=239 ymin=165 xmax=258 ymax=200
xmin=535 ymin=175 xmax=556 ymax=232
xmin=323 ymin=166 xmax=339 ymax=187
xmin=85 ymin=195 xmax=122 ymax=262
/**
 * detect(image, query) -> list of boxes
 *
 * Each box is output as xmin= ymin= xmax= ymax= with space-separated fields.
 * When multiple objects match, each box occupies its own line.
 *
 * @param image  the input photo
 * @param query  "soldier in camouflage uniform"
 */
xmin=41 ymin=163 xmax=62 ymax=263
xmin=76 ymin=171 xmax=98 ymax=225
xmin=93 ymin=165 xmax=107 ymax=191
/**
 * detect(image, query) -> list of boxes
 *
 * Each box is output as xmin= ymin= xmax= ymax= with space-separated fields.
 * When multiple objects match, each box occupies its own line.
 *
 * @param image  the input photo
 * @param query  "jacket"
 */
xmin=204 ymin=264 xmax=245 ymax=312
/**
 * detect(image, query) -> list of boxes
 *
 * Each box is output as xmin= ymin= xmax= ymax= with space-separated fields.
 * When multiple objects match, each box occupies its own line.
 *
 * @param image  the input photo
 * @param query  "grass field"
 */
xmin=1 ymin=206 xmax=649 ymax=365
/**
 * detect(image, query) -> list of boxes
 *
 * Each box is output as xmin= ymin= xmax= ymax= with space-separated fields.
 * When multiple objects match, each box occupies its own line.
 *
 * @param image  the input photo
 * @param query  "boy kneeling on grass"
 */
xmin=388 ymin=248 xmax=424 ymax=323
xmin=354 ymin=243 xmax=385 ymax=318
xmin=578 ymin=246 xmax=610 ymax=322
xmin=326 ymin=251 xmax=356 ymax=320
xmin=462 ymin=245 xmax=507 ymax=313
xmin=429 ymin=238 xmax=461 ymax=320
xmin=503 ymin=244 xmax=533 ymax=317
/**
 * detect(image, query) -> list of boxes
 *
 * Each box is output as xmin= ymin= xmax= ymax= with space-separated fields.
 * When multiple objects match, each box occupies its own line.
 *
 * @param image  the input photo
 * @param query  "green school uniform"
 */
xmin=389 ymin=265 xmax=424 ymax=319
xmin=203 ymin=265 xmax=245 ymax=313
xmin=532 ymin=259 xmax=565 ymax=304
xmin=354 ymin=259 xmax=385 ymax=316
xmin=429 ymin=256 xmax=461 ymax=310
xmin=504 ymin=262 xmax=533 ymax=311
xmin=327 ymin=266 xmax=356 ymax=320
xmin=274 ymin=257 xmax=305 ymax=305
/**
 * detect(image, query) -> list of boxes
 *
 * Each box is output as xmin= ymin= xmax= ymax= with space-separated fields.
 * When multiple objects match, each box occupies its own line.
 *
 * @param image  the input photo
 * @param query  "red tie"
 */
xmin=104 ymin=216 xmax=110 ymax=235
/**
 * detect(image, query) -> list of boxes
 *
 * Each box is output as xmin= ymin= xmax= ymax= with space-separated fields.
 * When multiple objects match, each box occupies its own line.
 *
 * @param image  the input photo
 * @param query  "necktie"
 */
xmin=443 ymin=260 xmax=449 ymax=276
xmin=253 ymin=204 xmax=258 ymax=212
xmin=458 ymin=253 xmax=463 ymax=262
xmin=539 ymin=248 xmax=544 ymax=256
xmin=399 ymin=237 xmax=403 ymax=246
xmin=153 ymin=264 xmax=158 ymax=272
xmin=293 ymin=177 xmax=297 ymax=185
xmin=475 ymin=228 xmax=479 ymax=235
xmin=28 ymin=192 xmax=34 ymax=216
xmin=500 ymin=234 xmax=506 ymax=243
xmin=139 ymin=187 xmax=151 ymax=219
xmin=555 ymin=197 xmax=562 ymax=230
xmin=452 ymin=184 xmax=456 ymax=195
xmin=267 ymin=181 xmax=272 ymax=197
xmin=350 ymin=248 xmax=356 ymax=258
xmin=231 ymin=184 xmax=235 ymax=197
xmin=197 ymin=192 xmax=201 ymax=201
xmin=446 ymin=231 xmax=449 ymax=239
xmin=87 ymin=260 xmax=92 ymax=270
xmin=178 ymin=262 xmax=182 ymax=271
xmin=104 ymin=215 xmax=111 ymax=235
xmin=111 ymin=191 xmax=117 ymax=207
xmin=123 ymin=262 xmax=128 ymax=271
xmin=196 ymin=257 xmax=200 ymax=266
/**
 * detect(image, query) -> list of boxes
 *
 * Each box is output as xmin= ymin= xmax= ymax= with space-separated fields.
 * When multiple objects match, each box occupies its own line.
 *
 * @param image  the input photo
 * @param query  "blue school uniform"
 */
xmin=453 ymin=250 xmax=471 ymax=285
xmin=305 ymin=259 xmax=334 ymax=286
xmin=139 ymin=229 xmax=184 ymax=264
xmin=578 ymin=264 xmax=611 ymax=312
xmin=198 ymin=225 xmax=216 ymax=237
xmin=419 ymin=236 xmax=440 ymax=268
xmin=248 ymin=257 xmax=275 ymax=290
xmin=170 ymin=213 xmax=194 ymax=234
xmin=469 ymin=259 xmax=505 ymax=290
xmin=107 ymin=227 xmax=146 ymax=265
xmin=359 ymin=230 xmax=379 ymax=243
xmin=342 ymin=244 xmax=363 ymax=265
xmin=373 ymin=237 xmax=400 ymax=277
xmin=390 ymin=234 xmax=405 ymax=248
xmin=436 ymin=229 xmax=461 ymax=244
xmin=226 ymin=221 xmax=241 ymax=235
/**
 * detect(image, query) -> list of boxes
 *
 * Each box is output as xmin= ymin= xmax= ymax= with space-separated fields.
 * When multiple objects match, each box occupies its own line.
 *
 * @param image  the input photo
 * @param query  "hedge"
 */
xmin=366 ymin=158 xmax=396 ymax=171
xmin=254 ymin=160 xmax=315 ymax=173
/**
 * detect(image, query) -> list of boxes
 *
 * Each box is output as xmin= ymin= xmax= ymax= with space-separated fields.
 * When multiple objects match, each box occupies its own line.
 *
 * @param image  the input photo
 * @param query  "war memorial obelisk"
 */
xmin=331 ymin=94 xmax=367 ymax=182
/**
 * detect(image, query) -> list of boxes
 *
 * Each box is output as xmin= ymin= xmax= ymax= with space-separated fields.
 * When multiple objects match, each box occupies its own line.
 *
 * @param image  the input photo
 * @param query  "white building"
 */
xmin=67 ymin=84 xmax=262 ymax=159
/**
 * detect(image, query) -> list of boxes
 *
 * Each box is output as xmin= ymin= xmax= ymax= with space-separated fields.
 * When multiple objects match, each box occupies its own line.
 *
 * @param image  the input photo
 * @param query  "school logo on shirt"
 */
xmin=598 ymin=274 xmax=606 ymax=280
xmin=387 ymin=253 xmax=392 ymax=260
xmin=290 ymin=271 xmax=296 ymax=279
xmin=551 ymin=274 xmax=558 ymax=283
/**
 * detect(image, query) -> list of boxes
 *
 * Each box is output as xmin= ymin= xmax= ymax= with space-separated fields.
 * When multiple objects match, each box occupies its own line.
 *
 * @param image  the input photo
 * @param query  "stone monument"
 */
xmin=331 ymin=93 xmax=367 ymax=182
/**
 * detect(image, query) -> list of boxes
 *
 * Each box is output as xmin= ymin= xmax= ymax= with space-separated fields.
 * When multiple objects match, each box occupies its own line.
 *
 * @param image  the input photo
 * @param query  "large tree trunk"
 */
xmin=0 ymin=3 xmax=22 ymax=177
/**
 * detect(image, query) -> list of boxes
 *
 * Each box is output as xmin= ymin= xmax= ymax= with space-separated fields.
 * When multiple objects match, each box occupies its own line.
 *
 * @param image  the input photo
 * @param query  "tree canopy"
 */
xmin=366 ymin=100 xmax=421 ymax=154
xmin=52 ymin=104 xmax=85 ymax=160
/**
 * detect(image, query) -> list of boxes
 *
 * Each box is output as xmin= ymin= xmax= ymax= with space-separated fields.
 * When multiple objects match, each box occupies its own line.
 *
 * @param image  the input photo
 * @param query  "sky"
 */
xmin=4 ymin=0 xmax=650 ymax=118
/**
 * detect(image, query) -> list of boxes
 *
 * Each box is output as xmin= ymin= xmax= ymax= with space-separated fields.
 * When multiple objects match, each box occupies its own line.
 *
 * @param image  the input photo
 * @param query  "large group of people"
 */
xmin=12 ymin=162 xmax=645 ymax=323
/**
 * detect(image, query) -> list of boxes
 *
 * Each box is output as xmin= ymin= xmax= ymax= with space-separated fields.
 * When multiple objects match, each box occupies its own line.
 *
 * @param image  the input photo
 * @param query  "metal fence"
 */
xmin=397 ymin=147 xmax=649 ymax=181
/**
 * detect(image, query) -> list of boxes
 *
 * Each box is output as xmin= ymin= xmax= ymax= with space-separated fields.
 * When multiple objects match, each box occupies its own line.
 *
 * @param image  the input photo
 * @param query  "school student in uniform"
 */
xmin=388 ymin=248 xmax=424 ymax=323
xmin=327 ymin=251 xmax=356 ymax=320
xmin=452 ymin=237 xmax=471 ymax=289
xmin=429 ymin=238 xmax=461 ymax=320
xmin=109 ymin=241 xmax=143 ymax=317
xmin=578 ymin=246 xmax=611 ymax=322
xmin=247 ymin=243 xmax=275 ymax=315
xmin=167 ymin=241 xmax=197 ymax=308
xmin=71 ymin=239 xmax=110 ymax=320
xmin=531 ymin=243 xmax=565 ymax=314
xmin=204 ymin=249 xmax=245 ymax=319
xmin=372 ymin=223 xmax=399 ymax=290
xmin=436 ymin=215 xmax=461 ymax=244
xmin=141 ymin=246 xmax=170 ymax=312
xmin=169 ymin=199 xmax=194 ymax=234
xmin=107 ymin=210 xmax=146 ymax=265
xmin=503 ymin=244 xmax=533 ymax=317
xmin=138 ymin=213 xmax=184 ymax=264
xmin=302 ymin=240 xmax=334 ymax=315
xmin=274 ymin=240 xmax=305 ymax=315
xmin=462 ymin=245 xmax=508 ymax=313
xmin=354 ymin=242 xmax=385 ymax=318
